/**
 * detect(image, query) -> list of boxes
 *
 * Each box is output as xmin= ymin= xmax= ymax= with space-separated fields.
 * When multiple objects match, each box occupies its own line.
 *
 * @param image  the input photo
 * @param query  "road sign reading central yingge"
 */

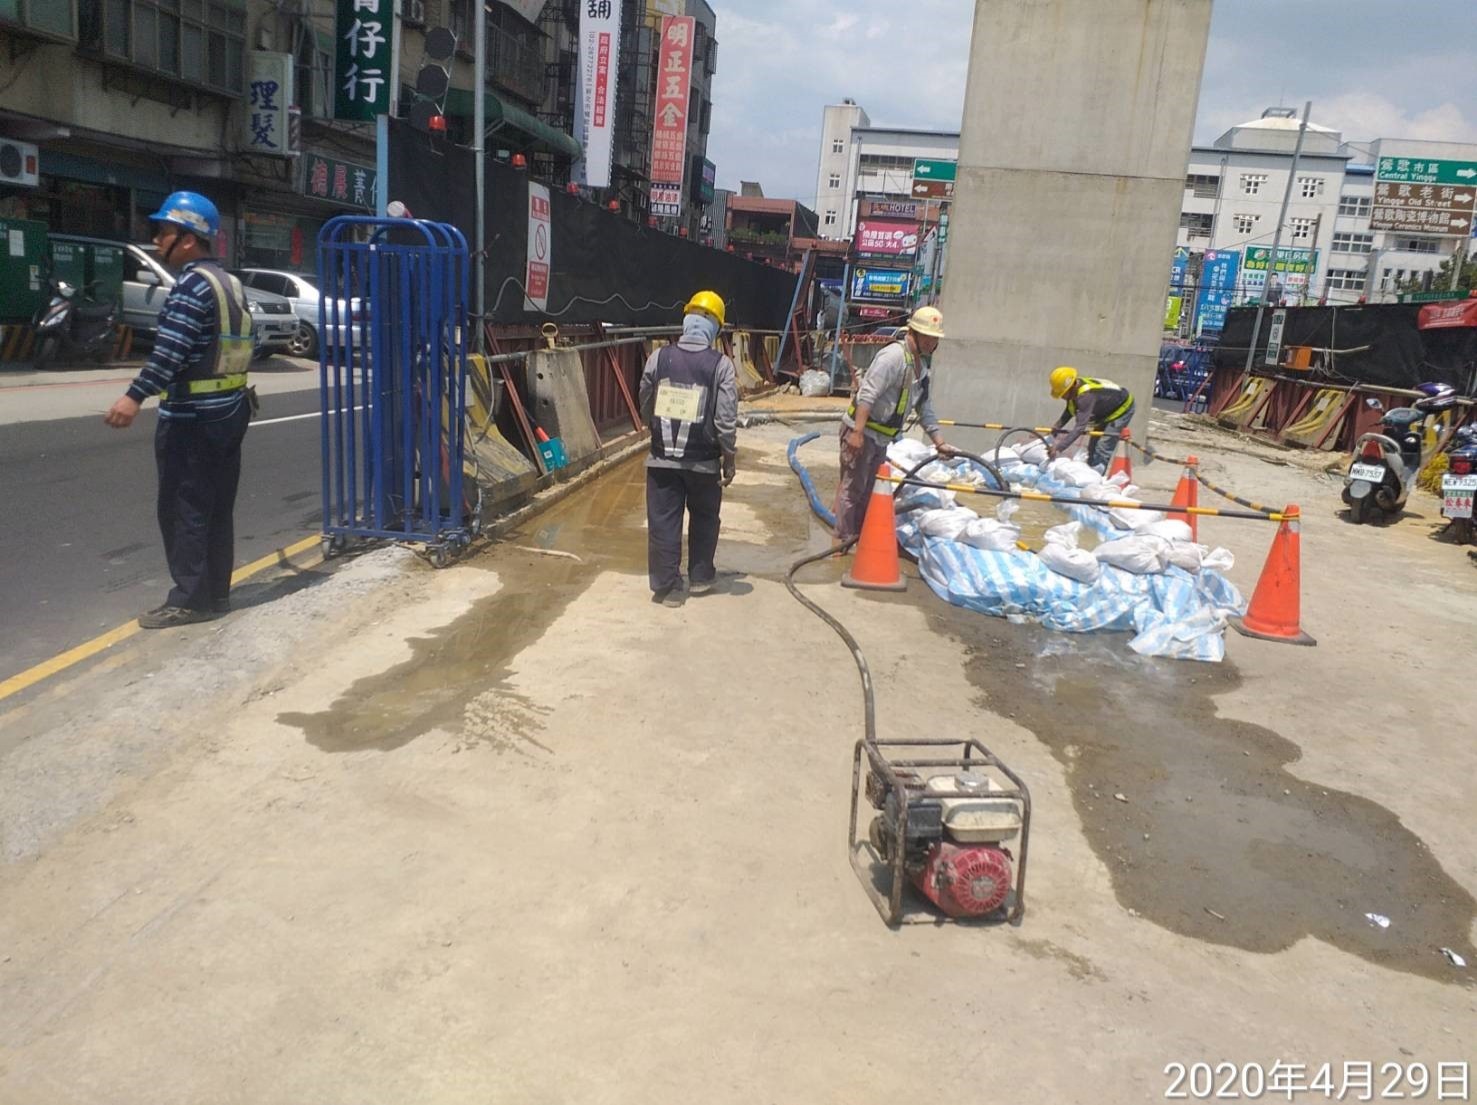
xmin=648 ymin=15 xmax=694 ymax=218
xmin=574 ymin=0 xmax=621 ymax=189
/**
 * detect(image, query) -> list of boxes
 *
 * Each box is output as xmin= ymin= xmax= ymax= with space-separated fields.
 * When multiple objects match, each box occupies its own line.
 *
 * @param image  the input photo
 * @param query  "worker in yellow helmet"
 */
xmin=833 ymin=305 xmax=954 ymax=545
xmin=1047 ymin=365 xmax=1135 ymax=472
xmin=638 ymin=289 xmax=738 ymax=607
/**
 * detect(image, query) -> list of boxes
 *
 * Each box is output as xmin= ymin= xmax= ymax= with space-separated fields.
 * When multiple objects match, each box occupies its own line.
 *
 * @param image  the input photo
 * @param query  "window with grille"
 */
xmin=1290 ymin=217 xmax=1314 ymax=241
xmin=296 ymin=24 xmax=332 ymax=120
xmin=1241 ymin=173 xmax=1267 ymax=195
xmin=1184 ymin=173 xmax=1219 ymax=199
xmin=1233 ymin=214 xmax=1258 ymax=235
xmin=1179 ymin=212 xmax=1213 ymax=237
xmin=1333 ymin=232 xmax=1373 ymax=253
xmin=1338 ymin=195 xmax=1371 ymax=217
xmin=86 ymin=0 xmax=246 ymax=95
xmin=1326 ymin=269 xmax=1365 ymax=290
xmin=1 ymin=0 xmax=77 ymax=38
xmin=1298 ymin=177 xmax=1323 ymax=198
xmin=1396 ymin=238 xmax=1440 ymax=254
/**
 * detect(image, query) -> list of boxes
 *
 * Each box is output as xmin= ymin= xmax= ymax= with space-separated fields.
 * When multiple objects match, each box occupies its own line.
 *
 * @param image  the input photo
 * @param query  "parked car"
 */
xmin=234 ymin=268 xmax=366 ymax=359
xmin=48 ymin=235 xmax=300 ymax=358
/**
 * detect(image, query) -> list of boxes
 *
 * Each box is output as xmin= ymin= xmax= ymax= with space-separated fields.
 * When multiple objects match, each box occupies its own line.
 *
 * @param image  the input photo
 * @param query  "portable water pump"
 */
xmin=851 ymin=737 xmax=1030 ymax=926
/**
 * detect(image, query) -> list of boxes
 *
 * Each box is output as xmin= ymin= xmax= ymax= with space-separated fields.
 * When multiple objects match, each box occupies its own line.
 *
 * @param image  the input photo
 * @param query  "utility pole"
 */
xmin=1303 ymin=211 xmax=1321 ymax=304
xmin=374 ymin=0 xmax=403 ymax=219
xmin=472 ymin=0 xmax=487 ymax=353
xmin=1450 ymin=237 xmax=1465 ymax=292
xmin=1244 ymin=100 xmax=1311 ymax=375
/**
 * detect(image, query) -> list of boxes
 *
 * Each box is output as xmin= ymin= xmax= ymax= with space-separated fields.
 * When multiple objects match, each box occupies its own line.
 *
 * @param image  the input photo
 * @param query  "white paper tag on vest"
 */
xmin=653 ymin=380 xmax=704 ymax=423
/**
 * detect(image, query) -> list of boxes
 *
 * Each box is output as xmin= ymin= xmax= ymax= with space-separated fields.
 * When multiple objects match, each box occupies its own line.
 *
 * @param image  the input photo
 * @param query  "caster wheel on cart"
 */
xmin=429 ymin=545 xmax=451 ymax=569
xmin=322 ymin=534 xmax=348 ymax=560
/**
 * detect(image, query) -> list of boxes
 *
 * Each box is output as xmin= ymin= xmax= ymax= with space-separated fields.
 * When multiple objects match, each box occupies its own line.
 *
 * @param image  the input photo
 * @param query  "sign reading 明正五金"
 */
xmin=302 ymin=153 xmax=377 ymax=209
xmin=648 ymin=15 xmax=694 ymax=218
xmin=334 ymin=0 xmax=391 ymax=121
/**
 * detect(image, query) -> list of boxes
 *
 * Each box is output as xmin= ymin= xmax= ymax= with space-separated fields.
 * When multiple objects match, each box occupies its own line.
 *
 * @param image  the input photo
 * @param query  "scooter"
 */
xmin=30 ymin=279 xmax=119 ymax=370
xmin=1342 ymin=383 xmax=1454 ymax=525
xmin=1438 ymin=423 xmax=1477 ymax=543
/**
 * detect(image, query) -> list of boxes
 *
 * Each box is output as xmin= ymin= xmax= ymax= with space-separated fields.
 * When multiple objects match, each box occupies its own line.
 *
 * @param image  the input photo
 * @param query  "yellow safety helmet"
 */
xmin=684 ymin=290 xmax=726 ymax=327
xmin=1049 ymin=365 xmax=1079 ymax=399
xmin=907 ymin=305 xmax=945 ymax=338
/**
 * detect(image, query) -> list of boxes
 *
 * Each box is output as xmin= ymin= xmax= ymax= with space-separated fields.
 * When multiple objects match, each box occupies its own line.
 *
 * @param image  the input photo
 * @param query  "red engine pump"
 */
xmin=911 ymin=841 xmax=1014 ymax=918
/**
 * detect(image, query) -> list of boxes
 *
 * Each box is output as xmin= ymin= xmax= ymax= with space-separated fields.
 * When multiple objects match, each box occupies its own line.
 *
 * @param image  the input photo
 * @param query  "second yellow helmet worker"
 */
xmin=684 ymin=290 xmax=726 ymax=327
xmin=1049 ymin=365 xmax=1079 ymax=399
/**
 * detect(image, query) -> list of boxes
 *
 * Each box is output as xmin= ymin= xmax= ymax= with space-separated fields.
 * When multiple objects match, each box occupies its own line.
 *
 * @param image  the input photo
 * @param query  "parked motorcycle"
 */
xmin=30 ymin=279 xmax=119 ymax=370
xmin=1342 ymin=382 xmax=1456 ymax=525
xmin=1438 ymin=422 xmax=1477 ymax=543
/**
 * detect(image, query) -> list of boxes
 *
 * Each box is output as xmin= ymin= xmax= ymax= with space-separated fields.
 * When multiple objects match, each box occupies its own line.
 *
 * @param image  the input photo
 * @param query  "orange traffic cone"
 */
xmin=1229 ymin=505 xmax=1316 ymax=646
xmin=842 ymin=462 xmax=906 ymax=592
xmin=1169 ymin=454 xmax=1200 ymax=541
xmin=1107 ymin=428 xmax=1133 ymax=482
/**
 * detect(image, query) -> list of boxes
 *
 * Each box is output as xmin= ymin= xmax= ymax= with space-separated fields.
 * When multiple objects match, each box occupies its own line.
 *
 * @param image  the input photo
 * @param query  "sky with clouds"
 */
xmin=705 ymin=0 xmax=1477 ymax=205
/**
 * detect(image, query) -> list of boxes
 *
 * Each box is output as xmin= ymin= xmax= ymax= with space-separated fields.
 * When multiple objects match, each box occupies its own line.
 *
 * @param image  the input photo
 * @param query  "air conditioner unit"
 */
xmin=0 ymin=140 xmax=40 ymax=188
xmin=404 ymin=0 xmax=426 ymax=26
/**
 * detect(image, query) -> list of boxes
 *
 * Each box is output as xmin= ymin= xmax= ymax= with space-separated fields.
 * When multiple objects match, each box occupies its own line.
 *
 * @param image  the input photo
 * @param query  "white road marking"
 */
xmin=254 ymin=406 xmax=363 ymax=427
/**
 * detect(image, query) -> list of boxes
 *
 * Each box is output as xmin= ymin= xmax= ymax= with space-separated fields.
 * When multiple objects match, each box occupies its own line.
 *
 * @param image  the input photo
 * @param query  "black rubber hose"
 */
xmin=785 ymin=539 xmax=875 ymax=744
xmin=994 ymin=427 xmax=1053 ymax=468
xmin=896 ymin=449 xmax=1008 ymax=493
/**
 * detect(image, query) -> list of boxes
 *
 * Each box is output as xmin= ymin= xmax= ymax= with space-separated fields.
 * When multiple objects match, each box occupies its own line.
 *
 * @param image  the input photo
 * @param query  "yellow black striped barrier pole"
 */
xmin=884 ymin=473 xmax=1290 ymax=523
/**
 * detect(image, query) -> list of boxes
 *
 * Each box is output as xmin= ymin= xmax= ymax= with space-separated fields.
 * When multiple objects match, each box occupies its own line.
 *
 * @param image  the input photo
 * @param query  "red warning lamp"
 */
xmin=565 ymin=182 xmax=579 ymax=195
xmin=607 ymin=199 xmax=620 ymax=212
xmin=647 ymin=216 xmax=658 ymax=228
xmin=678 ymin=226 xmax=689 ymax=238
xmin=511 ymin=153 xmax=528 ymax=169
xmin=428 ymin=114 xmax=448 ymax=133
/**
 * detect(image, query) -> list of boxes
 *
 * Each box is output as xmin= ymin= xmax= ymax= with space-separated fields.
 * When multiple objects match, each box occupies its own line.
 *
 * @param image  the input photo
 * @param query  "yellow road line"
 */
xmin=0 ymin=532 xmax=323 ymax=706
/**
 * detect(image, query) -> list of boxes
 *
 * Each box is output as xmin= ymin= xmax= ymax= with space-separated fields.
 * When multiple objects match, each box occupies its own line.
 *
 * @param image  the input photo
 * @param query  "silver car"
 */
xmin=234 ymin=269 xmax=366 ymax=359
xmin=105 ymin=240 xmax=299 ymax=356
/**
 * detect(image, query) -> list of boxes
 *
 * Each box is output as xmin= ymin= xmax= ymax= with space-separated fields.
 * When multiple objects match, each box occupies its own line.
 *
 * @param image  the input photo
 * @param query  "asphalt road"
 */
xmin=0 ymin=386 xmax=323 ymax=683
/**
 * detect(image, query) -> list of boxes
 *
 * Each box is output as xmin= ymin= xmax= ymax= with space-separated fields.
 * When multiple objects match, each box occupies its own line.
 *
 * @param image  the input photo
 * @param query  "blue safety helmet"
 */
xmin=148 ymin=190 xmax=220 ymax=241
xmin=1412 ymin=381 xmax=1457 ymax=414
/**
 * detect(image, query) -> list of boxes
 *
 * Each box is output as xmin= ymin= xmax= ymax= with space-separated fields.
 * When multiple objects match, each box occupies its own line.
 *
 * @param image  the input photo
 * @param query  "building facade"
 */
xmin=1175 ymin=108 xmax=1477 ymax=316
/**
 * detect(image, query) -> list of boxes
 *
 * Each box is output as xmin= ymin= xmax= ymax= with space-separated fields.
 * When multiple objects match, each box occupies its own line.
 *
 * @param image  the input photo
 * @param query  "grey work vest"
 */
xmin=649 ymin=344 xmax=722 ymax=462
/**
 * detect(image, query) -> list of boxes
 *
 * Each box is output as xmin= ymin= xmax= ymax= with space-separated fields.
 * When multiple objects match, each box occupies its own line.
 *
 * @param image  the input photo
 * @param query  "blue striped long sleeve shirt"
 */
xmin=125 ymin=262 xmax=244 ymax=420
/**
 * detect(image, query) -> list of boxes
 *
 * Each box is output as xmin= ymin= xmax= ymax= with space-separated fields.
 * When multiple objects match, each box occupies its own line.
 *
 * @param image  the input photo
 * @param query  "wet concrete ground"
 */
xmin=288 ymin=423 xmax=1475 ymax=984
xmin=928 ymin=606 xmax=1477 ymax=984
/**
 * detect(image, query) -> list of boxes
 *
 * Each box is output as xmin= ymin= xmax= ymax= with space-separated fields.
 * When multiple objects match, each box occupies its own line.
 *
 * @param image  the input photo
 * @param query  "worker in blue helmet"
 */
xmin=104 ymin=190 xmax=257 ymax=628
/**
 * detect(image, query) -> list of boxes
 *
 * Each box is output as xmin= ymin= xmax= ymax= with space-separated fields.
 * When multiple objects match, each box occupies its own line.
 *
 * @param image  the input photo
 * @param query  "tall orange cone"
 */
xmin=842 ymin=462 xmax=907 ymax=592
xmin=1107 ymin=428 xmax=1134 ymax=482
xmin=1169 ymin=454 xmax=1200 ymax=541
xmin=1229 ymin=505 xmax=1316 ymax=646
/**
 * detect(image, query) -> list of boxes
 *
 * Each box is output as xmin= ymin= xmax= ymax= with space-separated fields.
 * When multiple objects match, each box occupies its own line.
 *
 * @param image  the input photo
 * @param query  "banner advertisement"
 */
xmin=851 ymin=267 xmax=912 ymax=301
xmin=648 ymin=15 xmax=695 ymax=218
xmin=1194 ymin=248 xmax=1240 ymax=333
xmin=855 ymin=219 xmax=919 ymax=257
xmin=574 ymin=0 xmax=622 ymax=189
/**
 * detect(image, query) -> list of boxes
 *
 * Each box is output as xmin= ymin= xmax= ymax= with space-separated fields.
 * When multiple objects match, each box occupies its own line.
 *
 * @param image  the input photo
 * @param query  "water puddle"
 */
xmin=280 ymin=441 xmax=821 ymax=753
xmin=928 ymin=610 xmax=1476 ymax=984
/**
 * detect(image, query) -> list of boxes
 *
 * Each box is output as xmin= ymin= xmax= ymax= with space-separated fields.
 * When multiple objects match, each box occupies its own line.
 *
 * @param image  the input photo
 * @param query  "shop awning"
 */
xmin=443 ymin=89 xmax=582 ymax=161
xmin=1418 ymin=298 xmax=1477 ymax=330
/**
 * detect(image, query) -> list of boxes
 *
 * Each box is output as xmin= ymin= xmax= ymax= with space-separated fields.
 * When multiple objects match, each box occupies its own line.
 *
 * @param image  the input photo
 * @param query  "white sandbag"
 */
xmin=1080 ymin=481 xmax=1124 ymax=503
xmin=918 ymin=506 xmax=979 ymax=540
xmin=1164 ymin=539 xmax=1207 ymax=574
xmin=1046 ymin=457 xmax=1102 ymax=488
xmin=799 ymin=369 xmax=831 ymax=397
xmin=1094 ymin=535 xmax=1170 ymax=574
xmin=997 ymin=500 xmax=1021 ymax=525
xmin=1106 ymin=470 xmax=1131 ymax=489
xmin=1108 ymin=505 xmax=1166 ymax=530
xmin=1017 ymin=440 xmax=1049 ymax=467
xmin=1202 ymin=547 xmax=1234 ymax=572
xmin=1039 ymin=542 xmax=1101 ymax=583
xmin=958 ymin=517 xmax=1022 ymax=552
xmin=988 ymin=445 xmax=1021 ymax=467
xmin=1044 ymin=520 xmax=1083 ymax=547
xmin=1137 ymin=519 xmax=1194 ymax=542
xmin=887 ymin=438 xmax=934 ymax=469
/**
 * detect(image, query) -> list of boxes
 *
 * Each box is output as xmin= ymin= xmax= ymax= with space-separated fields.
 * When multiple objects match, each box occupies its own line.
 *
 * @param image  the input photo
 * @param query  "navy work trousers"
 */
xmin=645 ymin=466 xmax=722 ymax=594
xmin=154 ymin=397 xmax=250 ymax=611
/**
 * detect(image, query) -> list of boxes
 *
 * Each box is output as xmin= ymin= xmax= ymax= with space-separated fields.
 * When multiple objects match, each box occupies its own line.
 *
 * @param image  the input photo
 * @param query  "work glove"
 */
xmin=721 ymin=454 xmax=736 ymax=487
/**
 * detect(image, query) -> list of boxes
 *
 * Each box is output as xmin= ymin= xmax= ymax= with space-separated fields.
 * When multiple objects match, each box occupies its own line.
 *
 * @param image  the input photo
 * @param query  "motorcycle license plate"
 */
xmin=1349 ymin=463 xmax=1386 ymax=483
xmin=1442 ymin=474 xmax=1477 ymax=519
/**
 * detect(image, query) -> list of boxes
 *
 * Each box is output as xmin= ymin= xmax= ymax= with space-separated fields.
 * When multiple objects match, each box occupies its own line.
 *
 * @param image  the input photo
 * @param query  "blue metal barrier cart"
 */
xmin=317 ymin=216 xmax=477 ymax=568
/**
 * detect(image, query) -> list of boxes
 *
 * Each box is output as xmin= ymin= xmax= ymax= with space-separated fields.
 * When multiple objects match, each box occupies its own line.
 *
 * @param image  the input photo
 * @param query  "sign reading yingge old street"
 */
xmin=648 ymin=15 xmax=695 ymax=218
xmin=334 ymin=0 xmax=391 ymax=121
xmin=574 ymin=0 xmax=621 ymax=189
xmin=1371 ymin=181 xmax=1475 ymax=235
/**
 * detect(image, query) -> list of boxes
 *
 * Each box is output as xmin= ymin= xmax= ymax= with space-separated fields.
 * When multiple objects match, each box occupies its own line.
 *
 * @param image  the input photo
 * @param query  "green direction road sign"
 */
xmin=912 ymin=158 xmax=957 ymax=183
xmin=1398 ymin=289 xmax=1467 ymax=304
xmin=1376 ymin=156 xmax=1477 ymax=186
